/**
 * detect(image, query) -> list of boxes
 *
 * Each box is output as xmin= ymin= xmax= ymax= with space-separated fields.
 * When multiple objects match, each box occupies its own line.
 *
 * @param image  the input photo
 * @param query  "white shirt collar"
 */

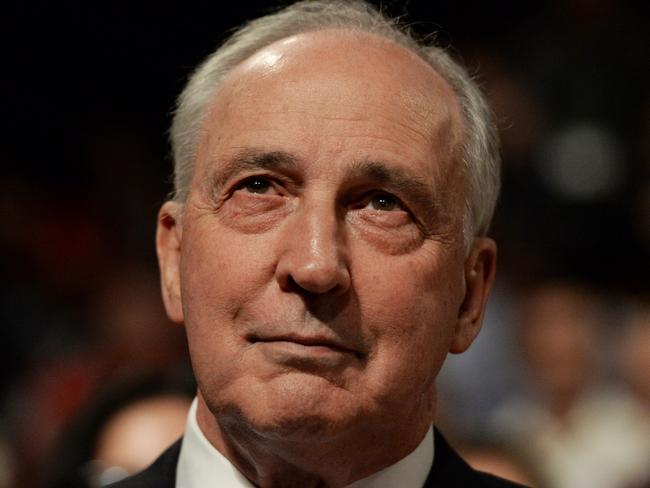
xmin=176 ymin=398 xmax=434 ymax=488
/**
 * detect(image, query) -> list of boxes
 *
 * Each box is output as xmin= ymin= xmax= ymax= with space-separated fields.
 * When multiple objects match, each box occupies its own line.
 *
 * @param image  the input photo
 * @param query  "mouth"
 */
xmin=253 ymin=335 xmax=352 ymax=351
xmin=247 ymin=334 xmax=362 ymax=361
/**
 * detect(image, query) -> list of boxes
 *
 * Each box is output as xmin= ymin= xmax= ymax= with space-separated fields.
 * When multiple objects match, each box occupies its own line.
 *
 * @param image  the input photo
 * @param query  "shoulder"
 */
xmin=107 ymin=439 xmax=182 ymax=488
xmin=426 ymin=429 xmax=529 ymax=488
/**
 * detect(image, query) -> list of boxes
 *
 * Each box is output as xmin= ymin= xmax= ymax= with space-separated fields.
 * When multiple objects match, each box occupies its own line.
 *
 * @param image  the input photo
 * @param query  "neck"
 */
xmin=195 ymin=394 xmax=433 ymax=488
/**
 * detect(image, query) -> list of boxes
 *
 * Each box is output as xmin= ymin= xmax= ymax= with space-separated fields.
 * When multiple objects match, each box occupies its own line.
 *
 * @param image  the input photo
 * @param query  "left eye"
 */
xmin=238 ymin=176 xmax=274 ymax=194
xmin=367 ymin=193 xmax=400 ymax=211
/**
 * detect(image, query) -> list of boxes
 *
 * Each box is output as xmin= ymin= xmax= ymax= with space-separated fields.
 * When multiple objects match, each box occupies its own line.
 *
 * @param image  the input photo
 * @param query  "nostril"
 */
xmin=293 ymin=267 xmax=339 ymax=294
xmin=282 ymin=275 xmax=302 ymax=293
xmin=278 ymin=262 xmax=350 ymax=296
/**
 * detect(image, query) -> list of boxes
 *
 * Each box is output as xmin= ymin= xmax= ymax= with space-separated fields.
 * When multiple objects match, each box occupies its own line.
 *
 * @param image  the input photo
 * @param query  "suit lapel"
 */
xmin=424 ymin=429 xmax=483 ymax=487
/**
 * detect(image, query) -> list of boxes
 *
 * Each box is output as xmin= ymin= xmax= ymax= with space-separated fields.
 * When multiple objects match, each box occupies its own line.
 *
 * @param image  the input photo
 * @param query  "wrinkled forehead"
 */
xmin=200 ymin=29 xmax=464 ymax=183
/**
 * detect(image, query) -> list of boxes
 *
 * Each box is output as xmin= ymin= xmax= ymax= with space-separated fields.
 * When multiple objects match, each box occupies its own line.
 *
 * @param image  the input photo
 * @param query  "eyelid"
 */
xmin=235 ymin=174 xmax=271 ymax=189
xmin=357 ymin=190 xmax=436 ymax=233
xmin=355 ymin=189 xmax=407 ymax=211
xmin=230 ymin=173 xmax=288 ymax=193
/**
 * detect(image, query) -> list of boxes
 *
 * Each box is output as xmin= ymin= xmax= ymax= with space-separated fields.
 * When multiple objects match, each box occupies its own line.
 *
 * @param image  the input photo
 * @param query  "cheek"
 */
xmin=356 ymin=252 xmax=464 ymax=383
xmin=180 ymin=220 xmax=275 ymax=321
xmin=177 ymin=226 xmax=260 ymax=387
xmin=359 ymin=250 xmax=463 ymax=329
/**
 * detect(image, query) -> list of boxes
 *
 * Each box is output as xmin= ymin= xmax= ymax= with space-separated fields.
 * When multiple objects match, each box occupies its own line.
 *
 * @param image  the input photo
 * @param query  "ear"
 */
xmin=450 ymin=237 xmax=497 ymax=354
xmin=156 ymin=201 xmax=184 ymax=324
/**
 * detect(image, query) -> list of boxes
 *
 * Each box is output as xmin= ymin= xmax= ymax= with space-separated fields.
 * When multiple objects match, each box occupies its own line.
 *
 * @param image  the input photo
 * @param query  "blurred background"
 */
xmin=3 ymin=0 xmax=649 ymax=487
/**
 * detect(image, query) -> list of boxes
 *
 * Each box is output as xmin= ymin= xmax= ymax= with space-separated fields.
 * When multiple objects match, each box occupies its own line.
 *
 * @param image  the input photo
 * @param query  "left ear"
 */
xmin=450 ymin=237 xmax=497 ymax=354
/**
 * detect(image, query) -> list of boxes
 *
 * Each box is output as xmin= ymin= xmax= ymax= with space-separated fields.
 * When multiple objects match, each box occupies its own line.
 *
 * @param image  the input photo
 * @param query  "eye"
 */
xmin=367 ymin=193 xmax=401 ymax=211
xmin=237 ymin=176 xmax=274 ymax=194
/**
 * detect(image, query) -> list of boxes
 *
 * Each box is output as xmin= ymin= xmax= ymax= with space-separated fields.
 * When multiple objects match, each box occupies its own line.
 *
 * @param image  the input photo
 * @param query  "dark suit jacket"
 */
xmin=109 ymin=429 xmax=527 ymax=487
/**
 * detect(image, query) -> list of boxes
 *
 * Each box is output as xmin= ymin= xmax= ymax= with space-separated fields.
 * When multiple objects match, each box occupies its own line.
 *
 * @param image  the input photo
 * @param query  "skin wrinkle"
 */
xmin=210 ymin=150 xmax=301 ymax=193
xmin=371 ymin=112 xmax=440 ymax=153
xmin=204 ymin=147 xmax=452 ymax=252
xmin=157 ymin=29 xmax=496 ymax=487
xmin=195 ymin=30 xmax=461 ymax=176
xmin=185 ymin=28 xmax=467 ymax=205
xmin=211 ymin=151 xmax=440 ymax=225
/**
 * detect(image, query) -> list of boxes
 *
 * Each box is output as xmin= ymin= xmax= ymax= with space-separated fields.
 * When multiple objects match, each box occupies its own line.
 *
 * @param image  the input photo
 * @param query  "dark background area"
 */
xmin=2 ymin=1 xmax=649 ymax=486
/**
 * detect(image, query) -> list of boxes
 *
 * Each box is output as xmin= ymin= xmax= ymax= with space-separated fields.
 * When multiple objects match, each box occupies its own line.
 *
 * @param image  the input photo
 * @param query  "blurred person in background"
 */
xmin=46 ymin=372 xmax=194 ymax=488
xmin=0 ymin=432 xmax=14 ymax=488
xmin=617 ymin=301 xmax=650 ymax=414
xmin=492 ymin=282 xmax=650 ymax=488
xmin=3 ymin=264 xmax=188 ymax=488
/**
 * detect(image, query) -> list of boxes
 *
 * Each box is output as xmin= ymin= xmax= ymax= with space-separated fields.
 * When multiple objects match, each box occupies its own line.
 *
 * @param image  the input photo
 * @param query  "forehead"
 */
xmin=198 ymin=30 xmax=463 ymax=183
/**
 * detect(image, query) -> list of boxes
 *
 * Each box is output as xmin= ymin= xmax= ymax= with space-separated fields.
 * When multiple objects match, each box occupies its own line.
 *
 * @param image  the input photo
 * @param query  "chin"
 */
xmin=216 ymin=372 xmax=367 ymax=441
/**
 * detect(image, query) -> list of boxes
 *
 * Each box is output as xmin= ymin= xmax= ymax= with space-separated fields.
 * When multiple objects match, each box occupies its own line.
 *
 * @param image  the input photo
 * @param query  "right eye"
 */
xmin=237 ymin=176 xmax=275 ymax=194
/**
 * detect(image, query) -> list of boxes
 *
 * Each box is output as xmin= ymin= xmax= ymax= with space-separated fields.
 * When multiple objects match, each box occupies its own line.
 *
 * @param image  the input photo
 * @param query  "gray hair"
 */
xmin=169 ymin=0 xmax=500 ymax=247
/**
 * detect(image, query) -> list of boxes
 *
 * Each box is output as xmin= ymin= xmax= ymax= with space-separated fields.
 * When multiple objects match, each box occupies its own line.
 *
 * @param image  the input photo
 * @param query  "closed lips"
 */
xmin=248 ymin=334 xmax=360 ymax=356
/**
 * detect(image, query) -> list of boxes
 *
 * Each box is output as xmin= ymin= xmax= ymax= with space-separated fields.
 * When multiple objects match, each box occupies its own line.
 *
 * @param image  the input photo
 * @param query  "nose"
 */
xmin=275 ymin=201 xmax=351 ymax=296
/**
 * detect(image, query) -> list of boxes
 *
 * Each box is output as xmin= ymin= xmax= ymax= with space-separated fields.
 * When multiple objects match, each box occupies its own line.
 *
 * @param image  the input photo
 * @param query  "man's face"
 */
xmin=158 ymin=31 xmax=495 ymax=442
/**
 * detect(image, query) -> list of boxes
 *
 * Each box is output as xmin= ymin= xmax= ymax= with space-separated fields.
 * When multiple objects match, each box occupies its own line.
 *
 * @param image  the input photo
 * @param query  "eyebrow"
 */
xmin=208 ymin=149 xmax=442 ymax=223
xmin=209 ymin=149 xmax=300 ymax=191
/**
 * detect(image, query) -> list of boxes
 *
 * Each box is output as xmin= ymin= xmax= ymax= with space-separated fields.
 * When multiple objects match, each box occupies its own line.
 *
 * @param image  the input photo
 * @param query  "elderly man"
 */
xmin=113 ymin=1 xmax=523 ymax=486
